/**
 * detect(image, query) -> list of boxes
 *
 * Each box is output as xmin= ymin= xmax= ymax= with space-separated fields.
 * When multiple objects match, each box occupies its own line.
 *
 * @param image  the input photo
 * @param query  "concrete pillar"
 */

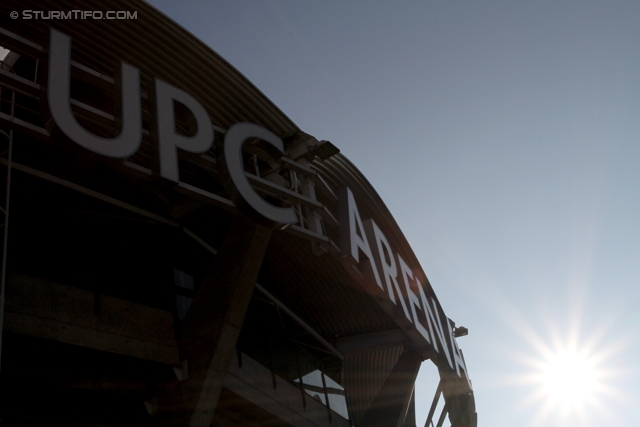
xmin=158 ymin=217 xmax=272 ymax=427
xmin=359 ymin=345 xmax=422 ymax=427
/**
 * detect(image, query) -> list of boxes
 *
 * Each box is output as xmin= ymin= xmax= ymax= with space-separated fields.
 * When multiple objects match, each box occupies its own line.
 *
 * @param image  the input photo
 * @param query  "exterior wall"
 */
xmin=5 ymin=274 xmax=179 ymax=364
xmin=0 ymin=1 xmax=476 ymax=426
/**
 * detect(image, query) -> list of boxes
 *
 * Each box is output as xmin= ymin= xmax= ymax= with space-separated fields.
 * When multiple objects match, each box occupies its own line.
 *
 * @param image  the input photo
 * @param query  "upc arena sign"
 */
xmin=47 ymin=28 xmax=472 ymax=388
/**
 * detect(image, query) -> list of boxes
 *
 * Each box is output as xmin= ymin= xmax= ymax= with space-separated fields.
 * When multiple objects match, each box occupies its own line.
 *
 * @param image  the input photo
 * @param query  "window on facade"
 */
xmin=294 ymin=369 xmax=349 ymax=419
xmin=173 ymin=268 xmax=194 ymax=321
xmin=237 ymin=286 xmax=350 ymax=420
xmin=0 ymin=47 xmax=19 ymax=69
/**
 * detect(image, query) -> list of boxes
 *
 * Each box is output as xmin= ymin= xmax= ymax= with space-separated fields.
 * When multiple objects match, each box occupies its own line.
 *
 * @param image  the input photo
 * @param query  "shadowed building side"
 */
xmin=0 ymin=1 xmax=476 ymax=426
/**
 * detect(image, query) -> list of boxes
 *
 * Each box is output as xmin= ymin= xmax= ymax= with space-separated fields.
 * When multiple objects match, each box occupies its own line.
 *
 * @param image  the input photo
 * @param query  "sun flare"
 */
xmin=513 ymin=322 xmax=626 ymax=427
xmin=498 ymin=299 xmax=629 ymax=427
xmin=536 ymin=347 xmax=599 ymax=411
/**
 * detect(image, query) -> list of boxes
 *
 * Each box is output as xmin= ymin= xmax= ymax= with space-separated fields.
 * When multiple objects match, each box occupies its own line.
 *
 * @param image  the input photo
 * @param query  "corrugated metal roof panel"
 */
xmin=343 ymin=345 xmax=405 ymax=426
xmin=262 ymin=231 xmax=396 ymax=340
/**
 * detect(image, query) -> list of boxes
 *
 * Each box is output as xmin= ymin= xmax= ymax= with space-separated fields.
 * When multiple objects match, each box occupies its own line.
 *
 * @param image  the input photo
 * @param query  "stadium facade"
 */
xmin=0 ymin=1 xmax=476 ymax=426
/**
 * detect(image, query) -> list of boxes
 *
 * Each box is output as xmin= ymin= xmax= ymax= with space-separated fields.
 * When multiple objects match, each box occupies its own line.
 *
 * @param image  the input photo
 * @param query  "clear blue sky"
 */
xmin=147 ymin=1 xmax=640 ymax=426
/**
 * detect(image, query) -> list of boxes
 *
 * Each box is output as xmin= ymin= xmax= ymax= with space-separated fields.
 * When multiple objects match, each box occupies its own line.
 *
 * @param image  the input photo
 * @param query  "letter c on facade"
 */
xmin=224 ymin=123 xmax=298 ymax=225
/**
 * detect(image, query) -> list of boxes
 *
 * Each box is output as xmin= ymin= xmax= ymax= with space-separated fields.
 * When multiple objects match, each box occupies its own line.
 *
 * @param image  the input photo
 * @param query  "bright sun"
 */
xmin=537 ymin=347 xmax=599 ymax=411
xmin=510 ymin=317 xmax=622 ymax=426
xmin=519 ymin=334 xmax=618 ymax=427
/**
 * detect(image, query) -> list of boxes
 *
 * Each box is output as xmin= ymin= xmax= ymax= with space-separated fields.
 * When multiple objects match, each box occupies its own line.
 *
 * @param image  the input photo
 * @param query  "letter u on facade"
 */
xmin=48 ymin=29 xmax=142 ymax=158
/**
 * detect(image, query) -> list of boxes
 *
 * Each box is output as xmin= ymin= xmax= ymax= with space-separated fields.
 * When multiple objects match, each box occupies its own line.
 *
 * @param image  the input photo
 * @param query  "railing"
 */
xmin=236 ymin=284 xmax=350 ymax=423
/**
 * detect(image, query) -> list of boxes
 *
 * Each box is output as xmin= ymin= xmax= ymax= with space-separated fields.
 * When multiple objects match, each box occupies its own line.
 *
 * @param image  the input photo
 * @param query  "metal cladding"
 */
xmin=0 ymin=0 xmax=476 ymax=426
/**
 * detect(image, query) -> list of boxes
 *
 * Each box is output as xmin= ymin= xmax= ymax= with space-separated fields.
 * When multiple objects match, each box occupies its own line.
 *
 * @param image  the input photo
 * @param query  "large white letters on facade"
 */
xmin=155 ymin=78 xmax=213 ymax=182
xmin=340 ymin=187 xmax=455 ymax=371
xmin=422 ymin=292 xmax=454 ymax=369
xmin=338 ymin=187 xmax=383 ymax=289
xmin=224 ymin=123 xmax=298 ymax=224
xmin=46 ymin=28 xmax=470 ymax=384
xmin=398 ymin=254 xmax=432 ymax=339
xmin=364 ymin=219 xmax=412 ymax=321
xmin=48 ymin=29 xmax=142 ymax=158
xmin=447 ymin=319 xmax=473 ymax=389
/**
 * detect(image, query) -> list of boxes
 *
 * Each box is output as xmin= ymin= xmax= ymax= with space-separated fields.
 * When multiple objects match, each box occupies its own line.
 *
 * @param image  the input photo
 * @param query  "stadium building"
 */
xmin=0 ymin=1 xmax=476 ymax=426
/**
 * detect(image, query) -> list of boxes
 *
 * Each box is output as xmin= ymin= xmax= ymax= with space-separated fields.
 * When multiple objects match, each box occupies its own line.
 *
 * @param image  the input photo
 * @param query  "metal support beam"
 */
xmin=335 ymin=328 xmax=410 ymax=354
xmin=0 ymin=159 xmax=179 ymax=227
xmin=255 ymin=283 xmax=343 ymax=361
xmin=424 ymin=381 xmax=443 ymax=427
xmin=0 ymin=128 xmax=12 ymax=375
xmin=403 ymin=386 xmax=417 ymax=427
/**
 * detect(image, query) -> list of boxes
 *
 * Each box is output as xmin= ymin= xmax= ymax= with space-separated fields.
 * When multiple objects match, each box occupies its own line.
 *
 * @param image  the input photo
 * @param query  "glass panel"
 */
xmin=173 ymin=268 xmax=194 ymax=290
xmin=238 ymin=290 xmax=350 ymax=420
xmin=175 ymin=294 xmax=192 ymax=321
xmin=174 ymin=268 xmax=194 ymax=320
xmin=295 ymin=369 xmax=349 ymax=419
